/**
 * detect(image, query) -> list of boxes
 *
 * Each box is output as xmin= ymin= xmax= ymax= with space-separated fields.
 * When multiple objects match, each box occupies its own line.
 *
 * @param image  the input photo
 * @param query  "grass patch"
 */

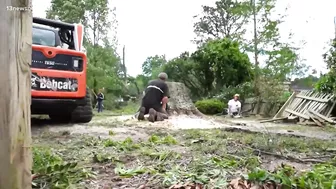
xmin=267 ymin=124 xmax=336 ymax=134
xmin=93 ymin=110 xmax=121 ymax=117
xmin=111 ymin=102 xmax=139 ymax=115
xmin=179 ymin=129 xmax=335 ymax=155
xmin=32 ymin=146 xmax=95 ymax=188
xmin=92 ymin=101 xmax=139 ymax=116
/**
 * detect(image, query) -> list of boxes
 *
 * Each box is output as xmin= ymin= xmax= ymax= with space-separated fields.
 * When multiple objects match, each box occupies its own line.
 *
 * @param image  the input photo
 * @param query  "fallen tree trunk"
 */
xmin=166 ymin=82 xmax=204 ymax=117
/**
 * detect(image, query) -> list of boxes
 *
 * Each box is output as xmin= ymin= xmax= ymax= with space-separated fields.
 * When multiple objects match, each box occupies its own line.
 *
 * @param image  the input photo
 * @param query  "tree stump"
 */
xmin=166 ymin=82 xmax=204 ymax=117
xmin=0 ymin=1 xmax=33 ymax=188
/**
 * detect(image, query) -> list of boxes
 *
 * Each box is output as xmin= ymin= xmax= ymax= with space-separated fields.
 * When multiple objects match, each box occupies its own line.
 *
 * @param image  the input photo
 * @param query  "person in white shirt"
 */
xmin=228 ymin=94 xmax=241 ymax=117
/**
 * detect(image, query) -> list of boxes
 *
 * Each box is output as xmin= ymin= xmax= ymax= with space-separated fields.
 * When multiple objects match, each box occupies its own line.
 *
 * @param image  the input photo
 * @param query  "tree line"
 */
xmin=130 ymin=0 xmax=308 ymax=102
xmin=46 ymin=0 xmax=335 ymax=110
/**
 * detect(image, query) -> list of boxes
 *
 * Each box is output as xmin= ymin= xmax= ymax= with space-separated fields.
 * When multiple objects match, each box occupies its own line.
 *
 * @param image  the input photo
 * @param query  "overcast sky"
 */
xmin=33 ymin=0 xmax=336 ymax=77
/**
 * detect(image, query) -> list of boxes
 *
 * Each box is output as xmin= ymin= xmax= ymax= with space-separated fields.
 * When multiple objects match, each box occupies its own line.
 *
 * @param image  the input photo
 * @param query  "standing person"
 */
xmin=228 ymin=94 xmax=241 ymax=117
xmin=138 ymin=72 xmax=169 ymax=122
xmin=97 ymin=88 xmax=104 ymax=113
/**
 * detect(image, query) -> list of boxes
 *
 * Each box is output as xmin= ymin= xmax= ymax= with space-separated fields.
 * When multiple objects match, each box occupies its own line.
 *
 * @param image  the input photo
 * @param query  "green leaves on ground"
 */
xmin=229 ymin=163 xmax=336 ymax=189
xmin=33 ymin=128 xmax=336 ymax=188
xmin=32 ymin=147 xmax=95 ymax=188
xmin=160 ymin=38 xmax=253 ymax=98
xmin=316 ymin=40 xmax=336 ymax=93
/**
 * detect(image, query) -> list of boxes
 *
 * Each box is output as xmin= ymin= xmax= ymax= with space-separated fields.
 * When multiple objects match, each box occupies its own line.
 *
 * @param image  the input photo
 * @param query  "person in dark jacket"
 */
xmin=97 ymin=89 xmax=104 ymax=113
xmin=138 ymin=72 xmax=169 ymax=122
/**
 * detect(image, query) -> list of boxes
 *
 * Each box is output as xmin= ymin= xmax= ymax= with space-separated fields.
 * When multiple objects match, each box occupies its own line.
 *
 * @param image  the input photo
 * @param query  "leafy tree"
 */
xmin=324 ymin=40 xmax=336 ymax=69
xmin=85 ymin=0 xmax=111 ymax=45
xmin=47 ymin=0 xmax=114 ymax=45
xmin=292 ymin=75 xmax=319 ymax=89
xmin=141 ymin=55 xmax=167 ymax=78
xmin=194 ymin=0 xmax=307 ymax=84
xmin=126 ymin=74 xmax=152 ymax=96
xmin=162 ymin=38 xmax=253 ymax=98
xmin=46 ymin=0 xmax=86 ymax=24
xmin=316 ymin=39 xmax=336 ymax=93
xmin=214 ymin=82 xmax=254 ymax=102
xmin=253 ymin=0 xmax=307 ymax=80
xmin=192 ymin=38 xmax=253 ymax=92
xmin=86 ymin=43 xmax=123 ymax=95
xmin=193 ymin=0 xmax=251 ymax=44
xmin=162 ymin=52 xmax=204 ymax=98
xmin=126 ymin=76 xmax=141 ymax=96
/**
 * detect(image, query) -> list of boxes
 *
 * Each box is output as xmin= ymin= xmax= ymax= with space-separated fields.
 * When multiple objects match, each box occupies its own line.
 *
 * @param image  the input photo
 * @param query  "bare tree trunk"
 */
xmin=252 ymin=0 xmax=261 ymax=112
xmin=334 ymin=16 xmax=336 ymax=39
xmin=0 ymin=0 xmax=32 ymax=188
xmin=252 ymin=0 xmax=259 ymax=88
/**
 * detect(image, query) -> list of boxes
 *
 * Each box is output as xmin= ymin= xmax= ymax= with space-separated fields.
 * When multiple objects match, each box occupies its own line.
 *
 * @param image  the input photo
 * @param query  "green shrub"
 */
xmin=315 ymin=73 xmax=336 ymax=93
xmin=195 ymin=99 xmax=226 ymax=115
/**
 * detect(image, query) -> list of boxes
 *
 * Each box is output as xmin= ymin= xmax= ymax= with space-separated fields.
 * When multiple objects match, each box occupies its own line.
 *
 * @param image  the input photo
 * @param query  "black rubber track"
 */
xmin=71 ymin=87 xmax=93 ymax=123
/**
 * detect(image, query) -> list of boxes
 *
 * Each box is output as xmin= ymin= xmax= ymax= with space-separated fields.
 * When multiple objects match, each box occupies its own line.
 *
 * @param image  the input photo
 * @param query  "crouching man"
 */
xmin=228 ymin=94 xmax=241 ymax=117
xmin=138 ymin=72 xmax=169 ymax=122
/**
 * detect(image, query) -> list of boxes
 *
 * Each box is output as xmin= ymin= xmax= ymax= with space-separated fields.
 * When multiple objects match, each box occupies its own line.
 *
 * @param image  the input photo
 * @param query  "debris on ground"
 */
xmin=30 ymin=83 xmax=336 ymax=188
xmin=169 ymin=182 xmax=203 ymax=189
xmin=264 ymin=90 xmax=336 ymax=127
xmin=31 ymin=115 xmax=336 ymax=188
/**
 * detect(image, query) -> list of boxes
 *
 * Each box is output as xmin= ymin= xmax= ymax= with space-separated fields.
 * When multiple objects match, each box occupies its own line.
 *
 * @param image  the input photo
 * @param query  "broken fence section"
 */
xmin=262 ymin=90 xmax=336 ymax=126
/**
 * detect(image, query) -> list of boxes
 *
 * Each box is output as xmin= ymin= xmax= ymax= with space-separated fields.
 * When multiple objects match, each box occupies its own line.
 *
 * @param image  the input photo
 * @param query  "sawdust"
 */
xmin=167 ymin=115 xmax=224 ymax=129
xmin=31 ymin=115 xmax=334 ymax=188
xmin=110 ymin=115 xmax=226 ymax=130
xmin=32 ymin=114 xmax=336 ymax=141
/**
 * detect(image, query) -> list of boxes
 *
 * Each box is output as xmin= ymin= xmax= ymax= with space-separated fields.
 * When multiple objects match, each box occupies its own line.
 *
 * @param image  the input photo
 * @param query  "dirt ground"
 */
xmin=31 ymin=114 xmax=336 ymax=188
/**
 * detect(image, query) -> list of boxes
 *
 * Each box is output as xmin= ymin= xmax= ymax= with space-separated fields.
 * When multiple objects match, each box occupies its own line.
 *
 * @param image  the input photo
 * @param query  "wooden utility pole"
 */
xmin=252 ymin=0 xmax=258 ymax=68
xmin=0 ymin=0 xmax=33 ymax=188
xmin=334 ymin=16 xmax=336 ymax=39
xmin=251 ymin=0 xmax=262 ymax=114
xmin=122 ymin=45 xmax=127 ymax=82
xmin=252 ymin=0 xmax=259 ymax=86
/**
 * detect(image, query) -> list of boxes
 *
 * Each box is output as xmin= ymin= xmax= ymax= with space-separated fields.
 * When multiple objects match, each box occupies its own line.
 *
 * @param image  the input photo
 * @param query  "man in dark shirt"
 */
xmin=97 ymin=89 xmax=104 ymax=113
xmin=138 ymin=72 xmax=169 ymax=122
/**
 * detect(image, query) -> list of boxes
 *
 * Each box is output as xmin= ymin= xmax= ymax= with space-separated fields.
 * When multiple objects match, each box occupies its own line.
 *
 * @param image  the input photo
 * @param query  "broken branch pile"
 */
xmin=264 ymin=90 xmax=336 ymax=126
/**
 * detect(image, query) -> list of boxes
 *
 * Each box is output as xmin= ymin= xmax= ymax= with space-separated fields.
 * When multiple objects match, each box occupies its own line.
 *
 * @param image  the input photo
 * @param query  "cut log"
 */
xmin=307 ymin=112 xmax=323 ymax=127
xmin=0 ymin=1 xmax=33 ymax=188
xmin=166 ymin=82 xmax=204 ymax=117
